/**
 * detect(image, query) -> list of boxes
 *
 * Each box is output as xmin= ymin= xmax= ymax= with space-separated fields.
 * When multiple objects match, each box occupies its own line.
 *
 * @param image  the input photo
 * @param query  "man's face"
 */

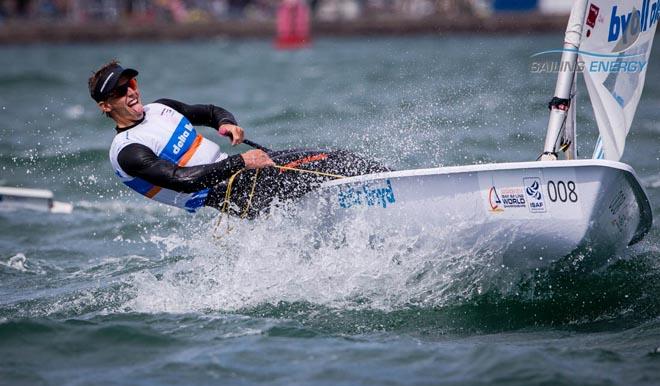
xmin=100 ymin=77 xmax=144 ymax=123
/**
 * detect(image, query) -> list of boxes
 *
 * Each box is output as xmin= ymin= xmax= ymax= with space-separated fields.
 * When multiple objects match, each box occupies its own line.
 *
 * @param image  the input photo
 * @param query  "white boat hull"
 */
xmin=295 ymin=159 xmax=652 ymax=270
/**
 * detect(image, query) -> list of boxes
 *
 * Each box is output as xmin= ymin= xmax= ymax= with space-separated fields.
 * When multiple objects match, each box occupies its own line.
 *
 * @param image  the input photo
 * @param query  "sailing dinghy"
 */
xmin=0 ymin=187 xmax=73 ymax=214
xmin=222 ymin=0 xmax=653 ymax=269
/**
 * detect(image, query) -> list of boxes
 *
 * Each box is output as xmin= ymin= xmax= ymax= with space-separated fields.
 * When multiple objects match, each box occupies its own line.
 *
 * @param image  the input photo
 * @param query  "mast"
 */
xmin=564 ymin=71 xmax=578 ymax=160
xmin=540 ymin=0 xmax=589 ymax=160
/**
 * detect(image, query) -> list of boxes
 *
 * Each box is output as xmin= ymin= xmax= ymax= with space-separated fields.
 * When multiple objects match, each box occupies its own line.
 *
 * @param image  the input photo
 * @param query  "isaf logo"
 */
xmin=523 ymin=177 xmax=546 ymax=213
xmin=525 ymin=180 xmax=542 ymax=200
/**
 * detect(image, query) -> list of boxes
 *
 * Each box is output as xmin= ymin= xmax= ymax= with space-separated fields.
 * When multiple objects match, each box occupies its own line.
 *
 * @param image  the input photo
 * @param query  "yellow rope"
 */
xmin=213 ymin=164 xmax=346 ymax=238
xmin=213 ymin=168 xmax=247 ymax=238
xmin=241 ymin=168 xmax=260 ymax=219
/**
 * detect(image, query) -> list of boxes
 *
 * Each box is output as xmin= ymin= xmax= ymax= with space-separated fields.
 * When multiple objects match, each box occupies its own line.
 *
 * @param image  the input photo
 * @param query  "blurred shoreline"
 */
xmin=0 ymin=14 xmax=566 ymax=44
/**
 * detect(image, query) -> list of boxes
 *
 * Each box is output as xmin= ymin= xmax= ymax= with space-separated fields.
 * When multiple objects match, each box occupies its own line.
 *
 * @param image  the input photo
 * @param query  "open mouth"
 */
xmin=126 ymin=96 xmax=143 ymax=117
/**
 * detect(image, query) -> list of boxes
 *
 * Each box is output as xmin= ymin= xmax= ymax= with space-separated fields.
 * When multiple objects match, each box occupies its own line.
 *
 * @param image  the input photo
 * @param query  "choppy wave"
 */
xmin=1 ymin=312 xmax=657 ymax=386
xmin=3 ymin=251 xmax=657 ymax=335
xmin=642 ymin=173 xmax=660 ymax=189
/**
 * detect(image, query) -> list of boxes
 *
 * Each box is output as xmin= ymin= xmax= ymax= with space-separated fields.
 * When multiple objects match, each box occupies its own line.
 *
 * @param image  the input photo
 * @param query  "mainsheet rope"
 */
xmin=213 ymin=165 xmax=345 ymax=237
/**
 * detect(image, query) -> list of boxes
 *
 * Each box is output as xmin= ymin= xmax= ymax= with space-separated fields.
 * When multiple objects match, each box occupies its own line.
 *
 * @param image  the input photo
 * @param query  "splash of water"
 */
xmin=125 ymin=204 xmax=520 ymax=314
xmin=1 ymin=253 xmax=30 ymax=272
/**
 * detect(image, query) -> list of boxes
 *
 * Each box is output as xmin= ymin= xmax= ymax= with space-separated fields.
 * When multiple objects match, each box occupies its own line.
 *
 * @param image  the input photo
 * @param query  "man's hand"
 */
xmin=241 ymin=150 xmax=275 ymax=169
xmin=539 ymin=152 xmax=558 ymax=161
xmin=219 ymin=124 xmax=244 ymax=146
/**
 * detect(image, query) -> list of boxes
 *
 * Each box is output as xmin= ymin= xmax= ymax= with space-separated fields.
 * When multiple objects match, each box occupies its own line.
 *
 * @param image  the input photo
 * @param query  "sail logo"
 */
xmin=586 ymin=4 xmax=600 ymax=28
xmin=338 ymin=179 xmax=396 ymax=209
xmin=608 ymin=1 xmax=660 ymax=42
xmin=523 ymin=177 xmax=547 ymax=213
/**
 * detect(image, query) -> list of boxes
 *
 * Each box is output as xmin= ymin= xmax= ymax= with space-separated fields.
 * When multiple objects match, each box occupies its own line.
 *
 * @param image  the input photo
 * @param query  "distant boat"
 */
xmin=0 ymin=187 xmax=73 ymax=214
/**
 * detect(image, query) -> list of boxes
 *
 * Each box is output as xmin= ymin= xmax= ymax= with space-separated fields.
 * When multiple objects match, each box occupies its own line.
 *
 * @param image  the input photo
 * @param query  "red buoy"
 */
xmin=275 ymin=0 xmax=311 ymax=50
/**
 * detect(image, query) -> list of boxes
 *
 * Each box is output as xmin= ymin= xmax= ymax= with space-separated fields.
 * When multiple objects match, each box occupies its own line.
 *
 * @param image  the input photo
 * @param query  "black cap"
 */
xmin=91 ymin=64 xmax=138 ymax=102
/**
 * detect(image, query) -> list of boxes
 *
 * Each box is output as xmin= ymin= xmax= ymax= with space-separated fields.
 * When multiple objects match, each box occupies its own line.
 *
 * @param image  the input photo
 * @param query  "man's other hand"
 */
xmin=219 ymin=124 xmax=244 ymax=146
xmin=241 ymin=150 xmax=275 ymax=169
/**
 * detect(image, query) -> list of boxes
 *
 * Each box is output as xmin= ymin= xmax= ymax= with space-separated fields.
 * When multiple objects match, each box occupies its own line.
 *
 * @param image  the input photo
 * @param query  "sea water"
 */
xmin=1 ymin=36 xmax=659 ymax=385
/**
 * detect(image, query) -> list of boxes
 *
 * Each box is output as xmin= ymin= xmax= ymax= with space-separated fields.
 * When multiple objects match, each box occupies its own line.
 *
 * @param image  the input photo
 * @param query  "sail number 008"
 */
xmin=546 ymin=180 xmax=578 ymax=203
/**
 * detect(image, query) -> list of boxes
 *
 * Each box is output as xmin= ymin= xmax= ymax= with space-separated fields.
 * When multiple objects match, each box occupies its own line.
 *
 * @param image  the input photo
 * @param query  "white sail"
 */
xmin=580 ymin=0 xmax=658 ymax=161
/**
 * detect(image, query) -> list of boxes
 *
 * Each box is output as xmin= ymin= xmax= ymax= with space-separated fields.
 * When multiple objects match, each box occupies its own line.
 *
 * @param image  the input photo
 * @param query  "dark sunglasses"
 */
xmin=108 ymin=78 xmax=138 ymax=99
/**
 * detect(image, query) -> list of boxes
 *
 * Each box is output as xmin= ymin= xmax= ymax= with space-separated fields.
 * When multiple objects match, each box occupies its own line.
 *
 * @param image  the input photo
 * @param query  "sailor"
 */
xmin=89 ymin=60 xmax=274 ymax=212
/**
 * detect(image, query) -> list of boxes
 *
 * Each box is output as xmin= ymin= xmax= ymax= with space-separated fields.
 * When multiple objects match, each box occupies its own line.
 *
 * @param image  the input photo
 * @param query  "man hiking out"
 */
xmin=89 ymin=60 xmax=274 ymax=212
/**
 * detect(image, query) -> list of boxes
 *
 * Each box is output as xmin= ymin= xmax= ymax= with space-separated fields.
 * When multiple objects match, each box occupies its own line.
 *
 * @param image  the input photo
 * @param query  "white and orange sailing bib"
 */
xmin=109 ymin=103 xmax=226 ymax=212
